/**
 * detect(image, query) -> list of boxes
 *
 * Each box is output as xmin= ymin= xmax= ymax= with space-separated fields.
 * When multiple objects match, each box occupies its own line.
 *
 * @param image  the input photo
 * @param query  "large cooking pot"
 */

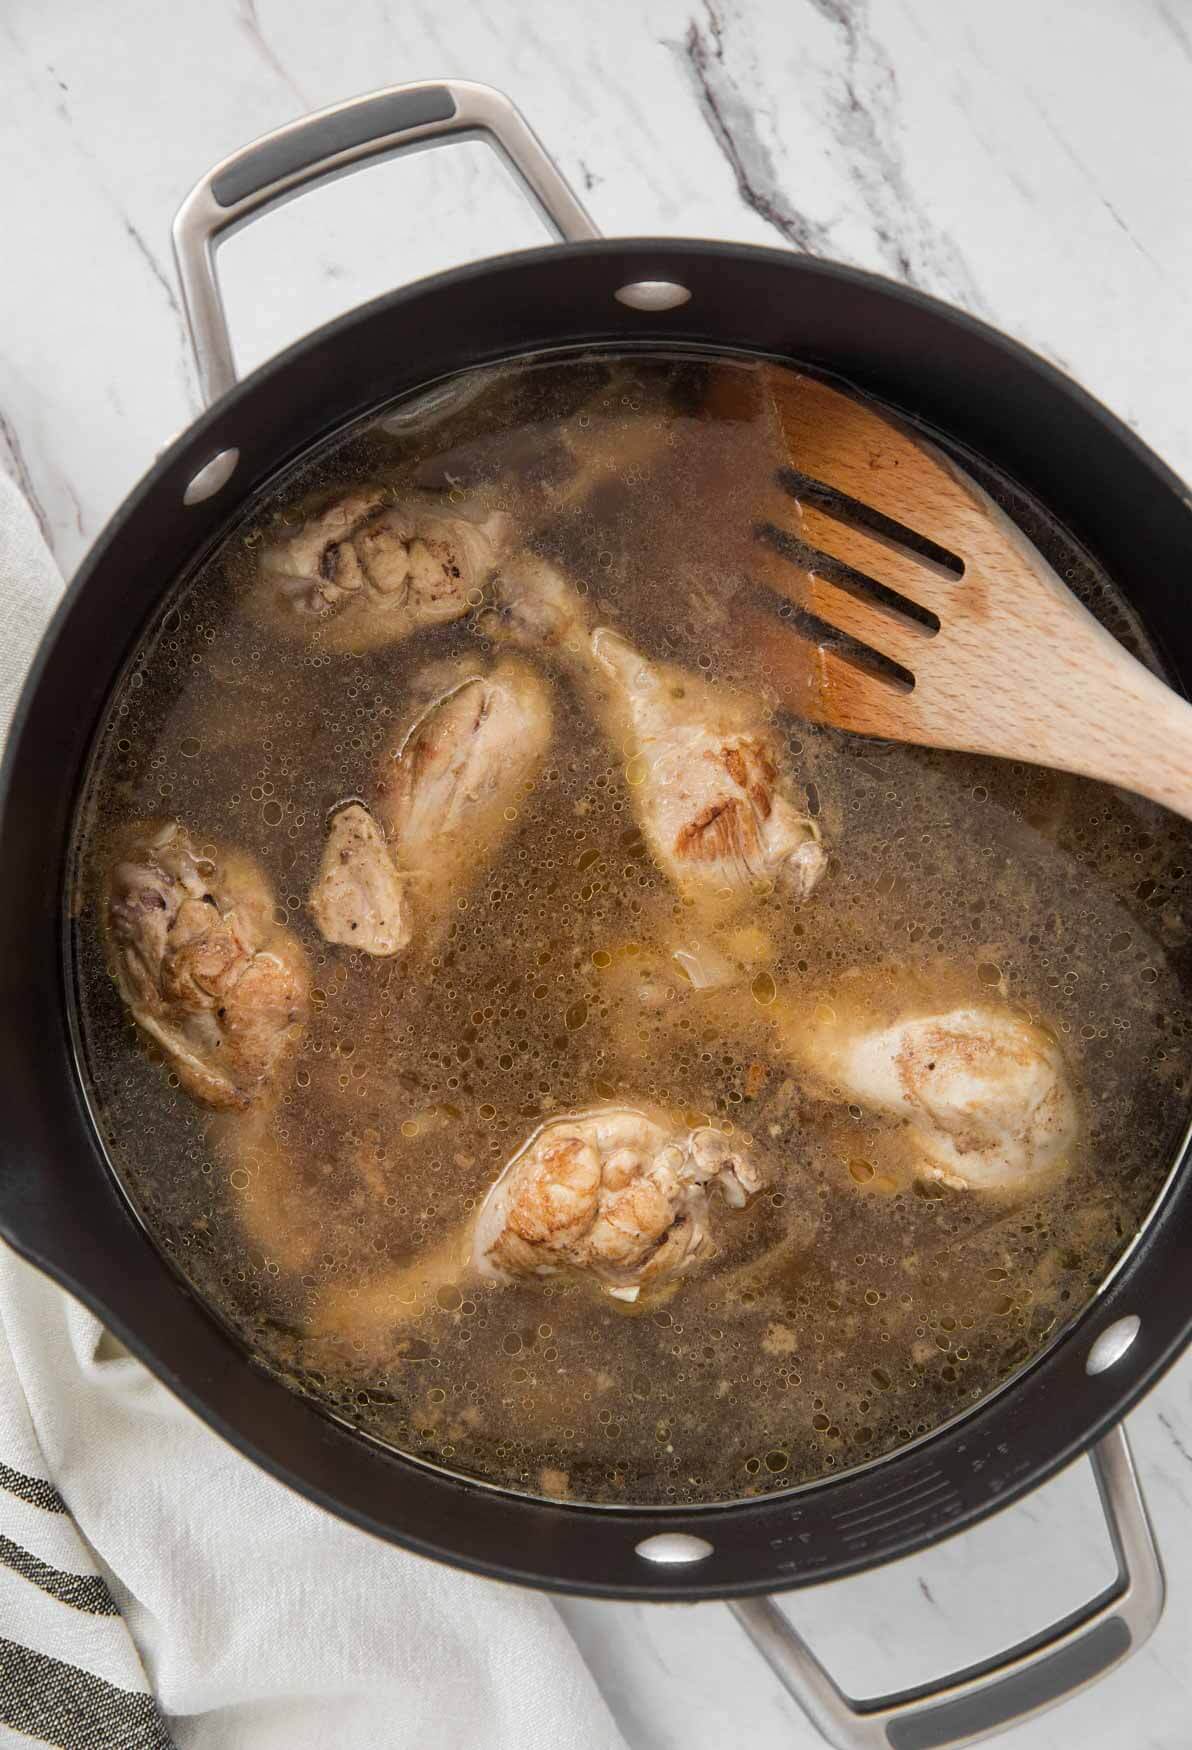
xmin=1 ymin=81 xmax=1188 ymax=1750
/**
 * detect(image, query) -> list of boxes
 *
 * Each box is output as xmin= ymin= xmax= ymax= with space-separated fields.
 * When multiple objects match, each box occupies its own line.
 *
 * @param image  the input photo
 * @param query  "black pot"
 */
xmin=1 ymin=81 xmax=1186 ymax=1750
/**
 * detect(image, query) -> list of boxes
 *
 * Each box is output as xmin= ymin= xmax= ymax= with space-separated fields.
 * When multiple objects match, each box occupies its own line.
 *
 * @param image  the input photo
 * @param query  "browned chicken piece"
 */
xmin=589 ymin=629 xmax=825 ymax=915
xmin=311 ymin=1103 xmax=766 ymax=1352
xmin=782 ymin=997 xmax=1078 ymax=1194
xmin=486 ymin=555 xmax=825 ymax=916
xmin=103 ymin=822 xmax=309 ymax=1111
xmin=374 ymin=655 xmax=554 ymax=916
xmin=248 ymin=488 xmax=511 ymax=652
xmin=308 ymin=803 xmax=411 ymax=957
xmin=472 ymin=1105 xmax=766 ymax=1300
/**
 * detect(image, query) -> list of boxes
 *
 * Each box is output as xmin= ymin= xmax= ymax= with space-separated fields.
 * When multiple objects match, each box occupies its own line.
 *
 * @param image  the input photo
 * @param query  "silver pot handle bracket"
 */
xmin=172 ymin=80 xmax=599 ymax=408
xmin=728 ymin=1425 xmax=1162 ymax=1750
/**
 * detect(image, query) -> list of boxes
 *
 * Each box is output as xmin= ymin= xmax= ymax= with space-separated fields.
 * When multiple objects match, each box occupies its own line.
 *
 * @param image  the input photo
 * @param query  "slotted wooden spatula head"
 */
xmin=736 ymin=367 xmax=1192 ymax=820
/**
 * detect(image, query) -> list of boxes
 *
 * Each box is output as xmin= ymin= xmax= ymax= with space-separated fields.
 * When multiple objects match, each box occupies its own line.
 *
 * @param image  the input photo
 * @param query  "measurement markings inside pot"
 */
xmin=836 ymin=1484 xmax=963 ymax=1542
xmin=831 ymin=1467 xmax=951 ymax=1525
xmin=841 ymin=1498 xmax=964 ymax=1549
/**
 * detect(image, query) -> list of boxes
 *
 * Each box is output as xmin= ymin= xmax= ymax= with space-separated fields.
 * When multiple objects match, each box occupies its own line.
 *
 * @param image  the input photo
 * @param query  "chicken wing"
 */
xmin=374 ymin=655 xmax=554 ymax=916
xmin=308 ymin=802 xmax=411 ymax=957
xmin=472 ymin=1105 xmax=766 ymax=1299
xmin=103 ymin=822 xmax=309 ymax=1111
xmin=791 ymin=1000 xmax=1078 ymax=1193
xmin=249 ymin=488 xmax=511 ymax=652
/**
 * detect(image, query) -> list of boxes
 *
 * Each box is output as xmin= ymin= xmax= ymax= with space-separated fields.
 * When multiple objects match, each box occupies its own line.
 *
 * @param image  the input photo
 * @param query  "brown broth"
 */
xmin=71 ymin=354 xmax=1192 ymax=1505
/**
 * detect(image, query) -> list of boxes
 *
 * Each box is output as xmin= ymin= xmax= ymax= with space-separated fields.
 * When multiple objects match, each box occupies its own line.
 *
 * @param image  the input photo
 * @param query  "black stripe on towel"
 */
xmin=0 ymin=1636 xmax=175 ymax=1749
xmin=0 ymin=1461 xmax=67 ymax=1514
xmin=0 ymin=1533 xmax=118 ymax=1616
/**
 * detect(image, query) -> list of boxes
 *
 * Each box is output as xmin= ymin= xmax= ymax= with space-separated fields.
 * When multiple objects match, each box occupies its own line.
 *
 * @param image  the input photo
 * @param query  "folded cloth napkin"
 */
xmin=0 ymin=469 xmax=627 ymax=1750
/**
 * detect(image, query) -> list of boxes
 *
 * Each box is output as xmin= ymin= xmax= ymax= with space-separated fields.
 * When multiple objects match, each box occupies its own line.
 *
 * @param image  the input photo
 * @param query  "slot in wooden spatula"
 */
xmin=739 ymin=367 xmax=1192 ymax=820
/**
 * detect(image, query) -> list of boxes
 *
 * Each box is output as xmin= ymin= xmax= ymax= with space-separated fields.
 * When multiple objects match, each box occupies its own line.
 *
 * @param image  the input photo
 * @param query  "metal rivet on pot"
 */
xmin=183 ymin=448 xmax=240 ymax=506
xmin=635 ymin=1532 xmax=713 ymax=1565
xmin=1086 ymin=1315 xmax=1141 ymax=1376
xmin=614 ymin=281 xmax=692 ymax=312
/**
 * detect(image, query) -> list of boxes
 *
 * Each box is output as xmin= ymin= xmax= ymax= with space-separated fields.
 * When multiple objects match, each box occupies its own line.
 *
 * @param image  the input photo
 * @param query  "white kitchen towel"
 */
xmin=0 ymin=468 xmax=627 ymax=1750
xmin=0 ymin=471 xmax=61 ymax=736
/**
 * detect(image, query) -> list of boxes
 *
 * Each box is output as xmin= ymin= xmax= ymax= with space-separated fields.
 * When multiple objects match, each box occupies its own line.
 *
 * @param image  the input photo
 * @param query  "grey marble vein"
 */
xmin=60 ymin=475 xmax=84 ymax=540
xmin=0 ymin=39 xmax=205 ymax=421
xmin=1156 ymin=1409 xmax=1192 ymax=1466
xmin=1024 ymin=90 xmax=1180 ymax=295
xmin=0 ymin=409 xmax=50 ymax=544
xmin=802 ymin=0 xmax=987 ymax=310
xmin=675 ymin=0 xmax=834 ymax=254
xmin=119 ymin=214 xmax=184 ymax=322
xmin=237 ymin=0 xmax=311 ymax=109
xmin=1155 ymin=0 xmax=1192 ymax=62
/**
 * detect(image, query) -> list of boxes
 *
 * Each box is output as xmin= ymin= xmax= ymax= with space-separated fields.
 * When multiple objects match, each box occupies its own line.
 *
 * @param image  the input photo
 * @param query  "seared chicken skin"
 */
xmin=487 ymin=556 xmax=824 ymax=915
xmin=590 ymin=628 xmax=826 ymax=914
xmin=374 ymin=655 xmax=554 ymax=919
xmin=487 ymin=556 xmax=825 ymax=916
xmin=103 ymin=822 xmax=308 ymax=1111
xmin=249 ymin=489 xmax=511 ymax=652
xmin=472 ymin=1106 xmax=765 ymax=1299
xmin=308 ymin=802 xmax=411 ymax=958
xmin=790 ymin=1000 xmax=1078 ymax=1193
xmin=312 ymin=1105 xmax=766 ymax=1350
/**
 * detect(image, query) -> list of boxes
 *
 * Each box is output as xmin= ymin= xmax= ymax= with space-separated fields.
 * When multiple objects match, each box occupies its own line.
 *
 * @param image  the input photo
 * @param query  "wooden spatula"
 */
xmin=739 ymin=367 xmax=1192 ymax=820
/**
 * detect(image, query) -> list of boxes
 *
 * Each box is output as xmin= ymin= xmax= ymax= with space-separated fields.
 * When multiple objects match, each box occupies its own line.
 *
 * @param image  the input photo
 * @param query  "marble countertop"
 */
xmin=2 ymin=1 xmax=1191 ymax=1745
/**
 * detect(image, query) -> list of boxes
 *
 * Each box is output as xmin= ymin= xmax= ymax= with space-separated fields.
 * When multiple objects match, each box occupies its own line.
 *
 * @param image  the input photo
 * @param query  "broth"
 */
xmin=72 ymin=354 xmax=1192 ymax=1505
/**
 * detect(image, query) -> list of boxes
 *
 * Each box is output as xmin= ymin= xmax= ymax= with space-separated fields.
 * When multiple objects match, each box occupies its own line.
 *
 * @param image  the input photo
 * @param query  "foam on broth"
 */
xmin=71 ymin=354 xmax=1192 ymax=1505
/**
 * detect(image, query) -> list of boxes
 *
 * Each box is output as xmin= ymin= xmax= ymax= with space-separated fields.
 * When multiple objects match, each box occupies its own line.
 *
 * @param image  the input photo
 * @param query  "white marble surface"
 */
xmin=2 ymin=1 xmax=1191 ymax=1745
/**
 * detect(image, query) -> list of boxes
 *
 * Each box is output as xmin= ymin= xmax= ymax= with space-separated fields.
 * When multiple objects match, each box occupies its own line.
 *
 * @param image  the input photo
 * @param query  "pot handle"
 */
xmin=172 ymin=81 xmax=599 ymax=407
xmin=728 ymin=1423 xmax=1163 ymax=1750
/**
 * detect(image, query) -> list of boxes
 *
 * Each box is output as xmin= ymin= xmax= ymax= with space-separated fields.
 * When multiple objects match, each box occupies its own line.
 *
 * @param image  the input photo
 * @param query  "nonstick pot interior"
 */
xmin=2 ymin=240 xmax=1191 ymax=1599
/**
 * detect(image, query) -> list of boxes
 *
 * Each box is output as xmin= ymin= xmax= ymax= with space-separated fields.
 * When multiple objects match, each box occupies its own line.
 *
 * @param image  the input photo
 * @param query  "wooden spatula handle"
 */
xmin=1049 ymin=633 xmax=1192 ymax=819
xmin=929 ymin=583 xmax=1192 ymax=820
